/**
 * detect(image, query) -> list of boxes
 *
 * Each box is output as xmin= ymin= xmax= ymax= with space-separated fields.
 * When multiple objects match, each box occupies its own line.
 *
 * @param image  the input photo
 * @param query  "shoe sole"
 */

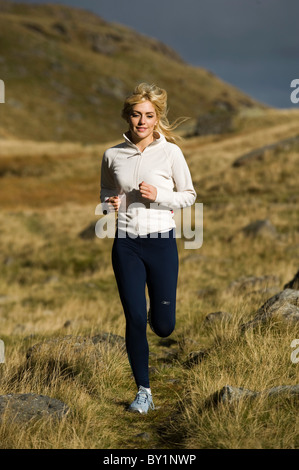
xmin=129 ymin=407 xmax=148 ymax=414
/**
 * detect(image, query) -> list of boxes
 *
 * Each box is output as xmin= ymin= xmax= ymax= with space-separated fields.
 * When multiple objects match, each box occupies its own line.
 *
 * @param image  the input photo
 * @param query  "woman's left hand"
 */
xmin=139 ymin=181 xmax=157 ymax=202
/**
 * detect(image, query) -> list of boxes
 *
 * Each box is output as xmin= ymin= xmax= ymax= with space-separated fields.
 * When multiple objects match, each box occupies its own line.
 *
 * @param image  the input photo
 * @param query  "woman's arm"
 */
xmin=154 ymin=146 xmax=197 ymax=209
xmin=100 ymin=151 xmax=121 ymax=212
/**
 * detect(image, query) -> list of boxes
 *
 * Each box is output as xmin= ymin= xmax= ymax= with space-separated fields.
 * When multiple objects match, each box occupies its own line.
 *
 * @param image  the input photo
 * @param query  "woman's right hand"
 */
xmin=107 ymin=196 xmax=121 ymax=212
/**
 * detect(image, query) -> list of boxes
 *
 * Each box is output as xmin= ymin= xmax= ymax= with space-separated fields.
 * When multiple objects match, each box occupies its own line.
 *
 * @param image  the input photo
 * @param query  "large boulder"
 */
xmin=241 ymin=289 xmax=299 ymax=330
xmin=206 ymin=384 xmax=299 ymax=406
xmin=232 ymin=135 xmax=299 ymax=167
xmin=0 ymin=393 xmax=69 ymax=423
xmin=240 ymin=219 xmax=277 ymax=239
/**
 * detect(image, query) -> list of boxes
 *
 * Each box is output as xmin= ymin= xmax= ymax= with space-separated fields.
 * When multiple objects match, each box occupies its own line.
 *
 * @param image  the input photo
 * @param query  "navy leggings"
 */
xmin=112 ymin=228 xmax=179 ymax=389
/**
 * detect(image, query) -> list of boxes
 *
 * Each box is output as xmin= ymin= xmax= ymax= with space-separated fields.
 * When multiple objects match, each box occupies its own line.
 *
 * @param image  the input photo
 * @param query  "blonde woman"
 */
xmin=100 ymin=83 xmax=196 ymax=414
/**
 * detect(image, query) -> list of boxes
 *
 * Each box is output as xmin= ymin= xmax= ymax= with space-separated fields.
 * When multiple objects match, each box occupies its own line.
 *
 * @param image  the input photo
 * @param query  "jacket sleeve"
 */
xmin=100 ymin=151 xmax=118 ymax=212
xmin=154 ymin=146 xmax=197 ymax=209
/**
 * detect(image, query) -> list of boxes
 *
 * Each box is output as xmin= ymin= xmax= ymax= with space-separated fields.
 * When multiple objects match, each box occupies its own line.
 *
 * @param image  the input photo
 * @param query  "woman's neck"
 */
xmin=128 ymin=131 xmax=159 ymax=152
xmin=129 ymin=133 xmax=154 ymax=152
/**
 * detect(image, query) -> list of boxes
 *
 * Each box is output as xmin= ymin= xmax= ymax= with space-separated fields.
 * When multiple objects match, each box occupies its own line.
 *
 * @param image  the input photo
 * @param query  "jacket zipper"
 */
xmin=135 ymin=151 xmax=142 ymax=189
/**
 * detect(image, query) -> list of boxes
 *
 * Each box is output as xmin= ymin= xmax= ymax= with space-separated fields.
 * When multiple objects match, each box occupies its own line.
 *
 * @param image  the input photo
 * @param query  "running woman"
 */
xmin=100 ymin=83 xmax=196 ymax=414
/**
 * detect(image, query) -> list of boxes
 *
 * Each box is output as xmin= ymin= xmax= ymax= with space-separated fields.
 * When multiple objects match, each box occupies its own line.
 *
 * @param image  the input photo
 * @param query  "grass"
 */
xmin=0 ymin=108 xmax=299 ymax=449
xmin=168 ymin=320 xmax=299 ymax=449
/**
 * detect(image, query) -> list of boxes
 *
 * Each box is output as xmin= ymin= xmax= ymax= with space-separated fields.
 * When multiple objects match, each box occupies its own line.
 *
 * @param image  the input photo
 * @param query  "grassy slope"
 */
xmin=0 ymin=1 xmax=265 ymax=143
xmin=0 ymin=107 xmax=298 ymax=448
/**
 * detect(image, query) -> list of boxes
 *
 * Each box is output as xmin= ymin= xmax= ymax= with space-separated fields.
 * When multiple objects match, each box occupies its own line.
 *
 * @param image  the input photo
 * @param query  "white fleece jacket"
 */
xmin=100 ymin=132 xmax=197 ymax=236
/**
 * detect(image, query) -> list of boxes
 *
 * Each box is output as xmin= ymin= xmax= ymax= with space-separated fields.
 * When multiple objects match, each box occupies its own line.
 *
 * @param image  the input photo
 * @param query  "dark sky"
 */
xmin=14 ymin=0 xmax=299 ymax=108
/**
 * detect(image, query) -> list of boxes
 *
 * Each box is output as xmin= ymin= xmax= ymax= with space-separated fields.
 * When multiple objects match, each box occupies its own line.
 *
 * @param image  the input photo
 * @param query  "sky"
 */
xmin=13 ymin=0 xmax=299 ymax=108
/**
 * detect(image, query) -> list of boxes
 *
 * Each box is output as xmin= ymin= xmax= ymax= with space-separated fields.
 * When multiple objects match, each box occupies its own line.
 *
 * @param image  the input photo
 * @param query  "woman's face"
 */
xmin=127 ymin=100 xmax=158 ymax=143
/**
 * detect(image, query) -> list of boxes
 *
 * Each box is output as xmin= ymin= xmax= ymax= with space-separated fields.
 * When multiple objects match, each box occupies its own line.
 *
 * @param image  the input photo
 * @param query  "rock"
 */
xmin=178 ymin=337 xmax=201 ymax=350
xmin=241 ymin=219 xmax=277 ymax=239
xmin=90 ymin=33 xmax=117 ymax=55
xmin=92 ymin=332 xmax=125 ymax=350
xmin=204 ymin=311 xmax=232 ymax=323
xmin=0 ymin=393 xmax=69 ymax=423
xmin=51 ymin=22 xmax=68 ymax=36
xmin=135 ymin=432 xmax=151 ymax=441
xmin=228 ymin=219 xmax=278 ymax=242
xmin=21 ymin=22 xmax=48 ymax=36
xmin=206 ymin=384 xmax=299 ymax=407
xmin=190 ymin=109 xmax=236 ymax=137
xmin=94 ymin=77 xmax=127 ymax=101
xmin=166 ymin=378 xmax=181 ymax=384
xmin=256 ymin=288 xmax=299 ymax=316
xmin=147 ymin=38 xmax=185 ymax=63
xmin=232 ymin=135 xmax=299 ymax=167
xmin=241 ymin=289 xmax=299 ymax=330
xmin=284 ymin=270 xmax=299 ymax=290
xmin=262 ymin=385 xmax=299 ymax=399
xmin=183 ymin=349 xmax=209 ymax=368
xmin=207 ymin=385 xmax=258 ymax=405
xmin=226 ymin=275 xmax=280 ymax=294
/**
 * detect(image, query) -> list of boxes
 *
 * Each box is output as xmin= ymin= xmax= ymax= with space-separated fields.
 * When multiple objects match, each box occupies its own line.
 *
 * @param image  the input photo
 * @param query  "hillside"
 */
xmin=0 ymin=0 xmax=266 ymax=143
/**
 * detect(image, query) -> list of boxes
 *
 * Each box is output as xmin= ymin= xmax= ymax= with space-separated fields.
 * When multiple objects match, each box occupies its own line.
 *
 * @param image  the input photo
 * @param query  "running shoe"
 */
xmin=129 ymin=386 xmax=155 ymax=414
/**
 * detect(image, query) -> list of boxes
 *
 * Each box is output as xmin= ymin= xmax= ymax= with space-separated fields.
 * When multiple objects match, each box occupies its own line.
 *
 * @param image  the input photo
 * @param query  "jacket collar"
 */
xmin=123 ymin=131 xmax=166 ymax=150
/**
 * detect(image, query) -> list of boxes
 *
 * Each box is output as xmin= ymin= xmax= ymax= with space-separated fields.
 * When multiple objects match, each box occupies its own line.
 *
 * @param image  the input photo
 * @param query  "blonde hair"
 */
xmin=121 ymin=82 xmax=189 ymax=144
